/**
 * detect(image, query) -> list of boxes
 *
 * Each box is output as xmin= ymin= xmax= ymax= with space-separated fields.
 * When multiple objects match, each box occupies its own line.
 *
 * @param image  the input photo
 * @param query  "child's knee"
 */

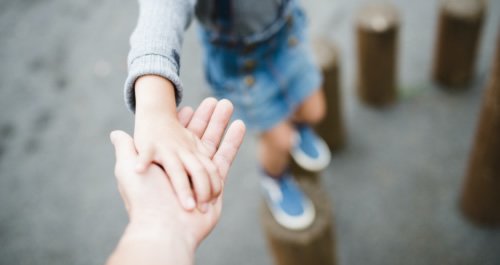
xmin=306 ymin=100 xmax=326 ymax=124
xmin=259 ymin=124 xmax=295 ymax=153
xmin=303 ymin=94 xmax=327 ymax=124
xmin=260 ymin=134 xmax=293 ymax=154
xmin=295 ymin=88 xmax=327 ymax=125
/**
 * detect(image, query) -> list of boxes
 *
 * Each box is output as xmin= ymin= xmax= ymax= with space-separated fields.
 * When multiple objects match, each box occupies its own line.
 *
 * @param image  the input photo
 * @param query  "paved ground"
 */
xmin=1 ymin=0 xmax=499 ymax=264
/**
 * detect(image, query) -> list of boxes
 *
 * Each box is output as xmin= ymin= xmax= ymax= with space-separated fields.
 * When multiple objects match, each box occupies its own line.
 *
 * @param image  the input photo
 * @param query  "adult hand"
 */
xmin=107 ymin=99 xmax=245 ymax=265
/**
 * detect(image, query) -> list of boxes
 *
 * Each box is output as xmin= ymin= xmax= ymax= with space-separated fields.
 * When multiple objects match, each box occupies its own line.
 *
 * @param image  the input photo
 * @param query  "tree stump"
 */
xmin=261 ymin=179 xmax=337 ymax=265
xmin=355 ymin=3 xmax=399 ymax=107
xmin=460 ymin=32 xmax=500 ymax=227
xmin=432 ymin=0 xmax=486 ymax=88
xmin=312 ymin=38 xmax=345 ymax=153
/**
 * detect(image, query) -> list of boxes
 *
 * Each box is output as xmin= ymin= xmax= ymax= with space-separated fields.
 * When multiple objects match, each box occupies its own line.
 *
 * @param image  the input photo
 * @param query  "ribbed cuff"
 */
xmin=124 ymin=54 xmax=183 ymax=112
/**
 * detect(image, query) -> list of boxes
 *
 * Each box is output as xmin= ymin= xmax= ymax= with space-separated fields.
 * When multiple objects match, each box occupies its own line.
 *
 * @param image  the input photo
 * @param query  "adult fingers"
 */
xmin=160 ymin=154 xmax=196 ymax=211
xmin=201 ymin=99 xmax=234 ymax=158
xmin=178 ymin=106 xmax=194 ymax=127
xmin=117 ymin=183 xmax=131 ymax=214
xmin=213 ymin=120 xmax=246 ymax=181
xmin=110 ymin=130 xmax=138 ymax=165
xmin=187 ymin=97 xmax=218 ymax=137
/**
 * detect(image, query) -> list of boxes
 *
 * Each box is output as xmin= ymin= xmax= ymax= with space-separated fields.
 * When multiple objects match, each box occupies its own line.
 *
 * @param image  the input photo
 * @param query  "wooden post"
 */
xmin=313 ymin=38 xmax=345 ymax=152
xmin=261 ymin=179 xmax=337 ymax=265
xmin=460 ymin=32 xmax=500 ymax=227
xmin=355 ymin=3 xmax=399 ymax=107
xmin=432 ymin=0 xmax=485 ymax=88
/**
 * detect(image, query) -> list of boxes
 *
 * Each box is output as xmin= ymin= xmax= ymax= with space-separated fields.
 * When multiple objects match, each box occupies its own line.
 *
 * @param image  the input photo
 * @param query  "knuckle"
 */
xmin=173 ymin=180 xmax=192 ymax=196
xmin=191 ymin=162 xmax=207 ymax=177
xmin=193 ymin=180 xmax=210 ymax=200
xmin=213 ymin=180 xmax=221 ymax=195
xmin=207 ymin=163 xmax=218 ymax=177
xmin=198 ymin=188 xmax=211 ymax=201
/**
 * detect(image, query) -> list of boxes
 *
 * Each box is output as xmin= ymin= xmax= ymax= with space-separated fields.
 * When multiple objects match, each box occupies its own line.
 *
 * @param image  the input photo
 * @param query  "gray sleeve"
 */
xmin=124 ymin=0 xmax=196 ymax=112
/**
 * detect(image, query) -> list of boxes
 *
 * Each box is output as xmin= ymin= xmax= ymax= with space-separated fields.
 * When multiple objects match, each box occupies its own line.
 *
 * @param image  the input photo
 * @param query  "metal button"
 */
xmin=288 ymin=36 xmax=298 ymax=47
xmin=243 ymin=43 xmax=257 ymax=54
xmin=243 ymin=60 xmax=256 ymax=72
xmin=244 ymin=75 xmax=255 ymax=87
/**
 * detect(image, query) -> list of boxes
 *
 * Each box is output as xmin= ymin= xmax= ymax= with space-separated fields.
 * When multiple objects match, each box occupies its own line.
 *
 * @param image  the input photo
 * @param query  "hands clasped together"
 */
xmin=108 ymin=97 xmax=245 ymax=265
xmin=134 ymin=97 xmax=240 ymax=212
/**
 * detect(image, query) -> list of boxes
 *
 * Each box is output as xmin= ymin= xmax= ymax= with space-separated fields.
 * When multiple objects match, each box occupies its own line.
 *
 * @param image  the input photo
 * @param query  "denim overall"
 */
xmin=200 ymin=0 xmax=322 ymax=131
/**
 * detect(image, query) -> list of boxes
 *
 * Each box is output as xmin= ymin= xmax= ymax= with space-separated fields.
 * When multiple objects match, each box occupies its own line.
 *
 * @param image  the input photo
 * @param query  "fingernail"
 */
xmin=185 ymin=197 xmax=195 ymax=210
xmin=199 ymin=203 xmax=208 ymax=213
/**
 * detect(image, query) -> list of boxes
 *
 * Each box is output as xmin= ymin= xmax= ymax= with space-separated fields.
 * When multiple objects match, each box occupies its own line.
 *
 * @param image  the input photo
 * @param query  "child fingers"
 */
xmin=135 ymin=148 xmax=155 ymax=173
xmin=161 ymin=155 xmax=196 ymax=211
xmin=187 ymin=97 xmax=218 ymax=137
xmin=177 ymin=106 xmax=194 ymax=127
xmin=201 ymin=99 xmax=234 ymax=158
xmin=213 ymin=120 xmax=246 ymax=181
xmin=197 ymin=153 xmax=222 ymax=198
xmin=179 ymin=152 xmax=212 ymax=209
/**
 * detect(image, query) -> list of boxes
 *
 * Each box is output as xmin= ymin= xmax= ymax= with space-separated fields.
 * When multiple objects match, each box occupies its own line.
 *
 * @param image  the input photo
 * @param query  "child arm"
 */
xmin=124 ymin=0 xmax=219 ymax=212
xmin=125 ymin=0 xmax=196 ymax=111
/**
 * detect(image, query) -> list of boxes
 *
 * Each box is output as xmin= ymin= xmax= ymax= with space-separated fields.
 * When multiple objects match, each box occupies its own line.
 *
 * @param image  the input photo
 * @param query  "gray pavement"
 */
xmin=1 ymin=0 xmax=499 ymax=264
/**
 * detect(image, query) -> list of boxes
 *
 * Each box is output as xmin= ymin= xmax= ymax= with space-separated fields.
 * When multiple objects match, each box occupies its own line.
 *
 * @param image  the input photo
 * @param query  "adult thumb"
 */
xmin=110 ymin=130 xmax=137 ymax=163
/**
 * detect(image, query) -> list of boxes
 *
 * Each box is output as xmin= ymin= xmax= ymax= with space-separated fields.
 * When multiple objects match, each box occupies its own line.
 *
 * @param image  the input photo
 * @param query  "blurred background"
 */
xmin=1 ymin=0 xmax=499 ymax=264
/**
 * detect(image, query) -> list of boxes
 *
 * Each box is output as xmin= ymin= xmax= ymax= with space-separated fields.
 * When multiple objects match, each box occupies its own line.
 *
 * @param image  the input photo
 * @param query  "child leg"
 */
xmin=293 ymin=88 xmax=326 ymax=125
xmin=258 ymin=120 xmax=295 ymax=177
xmin=258 ymin=119 xmax=316 ymax=230
xmin=259 ymin=87 xmax=327 ymax=176
xmin=289 ymin=87 xmax=331 ymax=172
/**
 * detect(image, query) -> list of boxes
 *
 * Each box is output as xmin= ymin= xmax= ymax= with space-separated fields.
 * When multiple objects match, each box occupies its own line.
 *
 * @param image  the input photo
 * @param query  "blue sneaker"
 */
xmin=290 ymin=124 xmax=331 ymax=172
xmin=260 ymin=171 xmax=315 ymax=230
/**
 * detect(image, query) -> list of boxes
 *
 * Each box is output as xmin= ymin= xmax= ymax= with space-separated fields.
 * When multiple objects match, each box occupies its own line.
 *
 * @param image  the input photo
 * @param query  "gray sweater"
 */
xmin=125 ymin=0 xmax=289 ymax=111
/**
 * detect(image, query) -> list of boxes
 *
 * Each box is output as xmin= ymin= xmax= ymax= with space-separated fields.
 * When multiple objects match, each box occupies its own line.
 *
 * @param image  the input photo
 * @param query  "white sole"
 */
xmin=290 ymin=132 xmax=331 ymax=172
xmin=269 ymin=198 xmax=316 ymax=230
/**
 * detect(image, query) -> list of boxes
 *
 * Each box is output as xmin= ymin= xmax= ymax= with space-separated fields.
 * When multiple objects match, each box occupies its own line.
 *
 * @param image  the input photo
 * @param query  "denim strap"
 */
xmin=214 ymin=0 xmax=232 ymax=33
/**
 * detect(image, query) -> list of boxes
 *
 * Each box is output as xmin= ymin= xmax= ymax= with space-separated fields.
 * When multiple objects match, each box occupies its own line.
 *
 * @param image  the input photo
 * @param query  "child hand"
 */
xmin=133 ymin=76 xmax=226 ymax=212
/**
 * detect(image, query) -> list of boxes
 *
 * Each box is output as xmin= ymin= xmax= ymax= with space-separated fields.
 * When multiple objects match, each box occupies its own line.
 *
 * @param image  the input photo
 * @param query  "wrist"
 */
xmin=112 ymin=221 xmax=195 ymax=265
xmin=128 ymin=211 xmax=197 ymax=252
xmin=126 ymin=218 xmax=196 ymax=255
xmin=135 ymin=75 xmax=177 ymax=116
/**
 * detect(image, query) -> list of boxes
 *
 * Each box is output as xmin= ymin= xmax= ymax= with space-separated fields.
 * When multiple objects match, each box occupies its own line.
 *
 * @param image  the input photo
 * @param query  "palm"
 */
xmin=140 ymin=161 xmax=223 ymax=245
